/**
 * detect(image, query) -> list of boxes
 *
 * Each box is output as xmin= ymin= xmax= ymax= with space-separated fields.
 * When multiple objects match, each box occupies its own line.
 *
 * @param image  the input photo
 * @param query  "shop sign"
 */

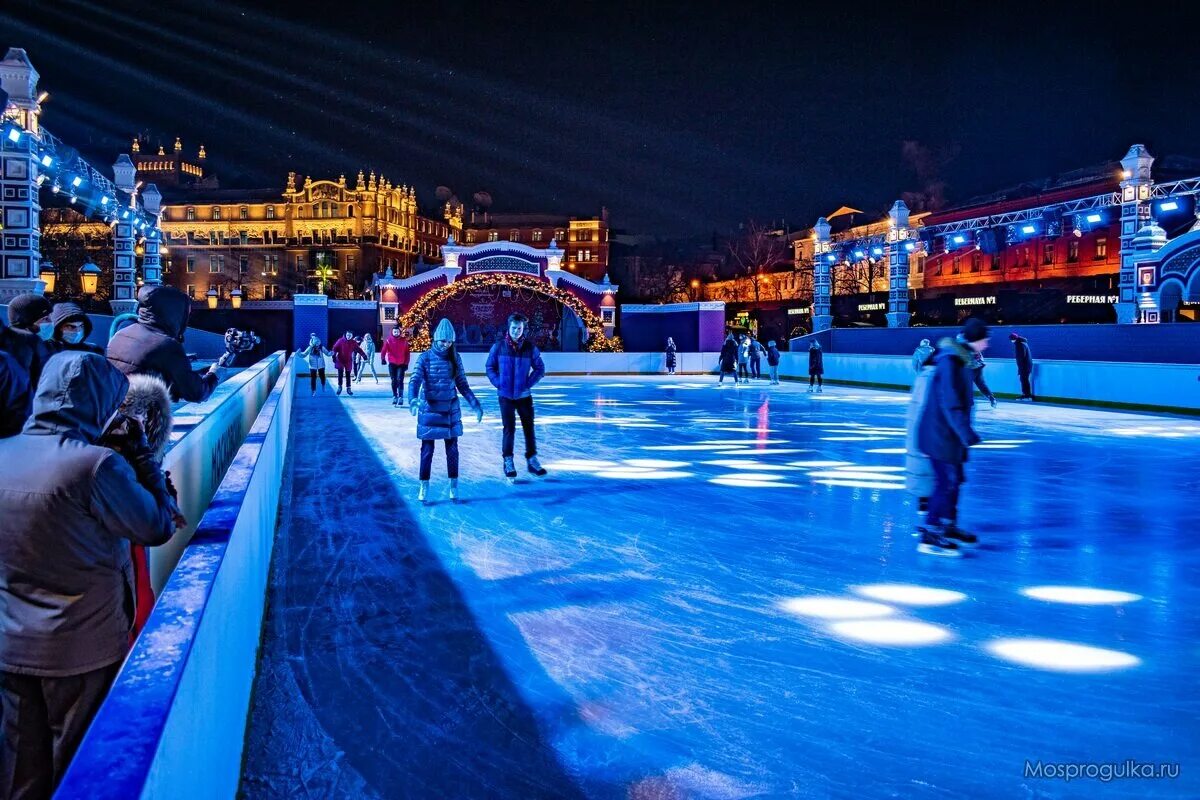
xmin=954 ymin=295 xmax=996 ymax=307
xmin=857 ymin=302 xmax=886 ymax=312
xmin=1066 ymin=295 xmax=1118 ymax=304
xmin=787 ymin=307 xmax=811 ymax=315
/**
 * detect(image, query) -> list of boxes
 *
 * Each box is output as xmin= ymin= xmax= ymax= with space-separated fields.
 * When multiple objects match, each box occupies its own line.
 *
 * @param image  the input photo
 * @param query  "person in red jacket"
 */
xmin=329 ymin=331 xmax=366 ymax=396
xmin=379 ymin=325 xmax=411 ymax=406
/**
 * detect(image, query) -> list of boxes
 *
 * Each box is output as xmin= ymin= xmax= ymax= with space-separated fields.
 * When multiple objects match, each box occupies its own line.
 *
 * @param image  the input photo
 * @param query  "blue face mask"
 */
xmin=38 ymin=324 xmax=55 ymax=341
xmin=64 ymin=330 xmax=85 ymax=345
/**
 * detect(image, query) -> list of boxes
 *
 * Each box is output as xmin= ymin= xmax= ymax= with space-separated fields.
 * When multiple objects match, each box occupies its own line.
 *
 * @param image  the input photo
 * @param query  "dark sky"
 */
xmin=3 ymin=0 xmax=1197 ymax=235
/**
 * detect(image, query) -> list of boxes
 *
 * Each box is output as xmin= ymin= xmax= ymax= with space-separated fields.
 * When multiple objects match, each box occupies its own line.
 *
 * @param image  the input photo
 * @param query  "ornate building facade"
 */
xmin=462 ymin=208 xmax=610 ymax=282
xmin=156 ymin=170 xmax=463 ymax=301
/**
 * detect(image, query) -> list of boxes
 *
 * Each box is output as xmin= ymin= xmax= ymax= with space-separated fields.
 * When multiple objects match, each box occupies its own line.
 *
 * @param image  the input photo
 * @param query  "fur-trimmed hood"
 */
xmin=118 ymin=373 xmax=174 ymax=459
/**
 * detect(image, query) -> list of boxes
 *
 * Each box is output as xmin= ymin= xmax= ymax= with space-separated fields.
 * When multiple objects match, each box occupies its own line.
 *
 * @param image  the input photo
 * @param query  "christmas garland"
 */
xmin=401 ymin=272 xmax=622 ymax=351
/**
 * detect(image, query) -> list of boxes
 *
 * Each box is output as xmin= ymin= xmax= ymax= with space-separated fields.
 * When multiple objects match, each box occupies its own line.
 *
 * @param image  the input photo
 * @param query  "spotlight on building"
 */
xmin=1158 ymin=200 xmax=1180 ymax=212
xmin=100 ymin=196 xmax=109 ymax=206
xmin=1021 ymin=224 xmax=1036 ymax=235
xmin=70 ymin=175 xmax=82 ymax=188
xmin=871 ymin=246 xmax=884 ymax=257
xmin=1086 ymin=213 xmax=1102 ymax=224
xmin=952 ymin=234 xmax=966 ymax=245
xmin=853 ymin=250 xmax=865 ymax=260
xmin=904 ymin=242 xmax=915 ymax=252
xmin=6 ymin=127 xmax=19 ymax=143
xmin=50 ymin=181 xmax=60 ymax=194
xmin=40 ymin=154 xmax=52 ymax=168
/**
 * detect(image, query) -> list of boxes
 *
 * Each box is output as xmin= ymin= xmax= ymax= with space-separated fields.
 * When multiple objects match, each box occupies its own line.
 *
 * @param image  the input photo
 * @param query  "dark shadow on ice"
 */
xmin=240 ymin=382 xmax=591 ymax=799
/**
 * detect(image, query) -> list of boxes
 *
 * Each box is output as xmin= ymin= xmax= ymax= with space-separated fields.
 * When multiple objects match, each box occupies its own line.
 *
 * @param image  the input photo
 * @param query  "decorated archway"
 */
xmin=400 ymin=271 xmax=619 ymax=351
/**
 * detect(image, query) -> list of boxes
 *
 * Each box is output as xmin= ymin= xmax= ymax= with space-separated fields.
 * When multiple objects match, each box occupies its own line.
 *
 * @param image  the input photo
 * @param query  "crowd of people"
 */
xmin=0 ymin=285 xmax=213 ymax=798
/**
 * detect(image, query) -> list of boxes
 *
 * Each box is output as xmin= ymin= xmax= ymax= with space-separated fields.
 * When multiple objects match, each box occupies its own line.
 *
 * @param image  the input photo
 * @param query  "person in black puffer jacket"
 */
xmin=408 ymin=318 xmax=483 ymax=503
xmin=48 ymin=302 xmax=104 ymax=355
xmin=106 ymin=285 xmax=219 ymax=403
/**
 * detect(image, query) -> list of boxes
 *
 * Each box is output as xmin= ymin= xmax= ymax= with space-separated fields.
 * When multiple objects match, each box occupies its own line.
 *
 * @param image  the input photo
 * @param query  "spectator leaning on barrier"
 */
xmin=0 ymin=293 xmax=53 ymax=394
xmin=1010 ymin=332 xmax=1034 ymax=401
xmin=48 ymin=302 xmax=104 ymax=355
xmin=912 ymin=338 xmax=934 ymax=374
xmin=766 ymin=340 xmax=781 ymax=385
xmin=0 ymin=353 xmax=179 ymax=798
xmin=107 ymin=285 xmax=219 ymax=403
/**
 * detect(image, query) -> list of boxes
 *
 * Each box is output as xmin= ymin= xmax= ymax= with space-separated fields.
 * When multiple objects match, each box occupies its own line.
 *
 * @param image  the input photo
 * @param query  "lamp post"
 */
xmin=230 ymin=288 xmax=243 ymax=309
xmin=39 ymin=262 xmax=57 ymax=295
xmin=206 ymin=287 xmax=218 ymax=309
xmin=79 ymin=261 xmax=102 ymax=296
xmin=690 ymin=278 xmax=700 ymax=302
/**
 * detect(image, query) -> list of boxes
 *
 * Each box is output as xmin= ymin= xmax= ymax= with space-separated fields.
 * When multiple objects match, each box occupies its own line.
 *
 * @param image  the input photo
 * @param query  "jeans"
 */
xmin=309 ymin=367 xmax=326 ymax=392
xmin=738 ymin=362 xmax=749 ymax=379
xmin=337 ymin=366 xmax=353 ymax=390
xmin=769 ymin=365 xmax=779 ymax=383
xmin=499 ymin=396 xmax=537 ymax=458
xmin=809 ymin=374 xmax=823 ymax=387
xmin=925 ymin=458 xmax=964 ymax=528
xmin=419 ymin=438 xmax=459 ymax=480
xmin=388 ymin=364 xmax=407 ymax=398
xmin=1019 ymin=371 xmax=1033 ymax=398
xmin=719 ymin=370 xmax=738 ymax=383
xmin=1 ymin=663 xmax=120 ymax=799
xmin=750 ymin=359 xmax=761 ymax=379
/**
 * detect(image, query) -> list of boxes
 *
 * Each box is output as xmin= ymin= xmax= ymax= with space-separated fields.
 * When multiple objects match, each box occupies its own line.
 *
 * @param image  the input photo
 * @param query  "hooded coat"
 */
xmin=409 ymin=346 xmax=481 ymax=440
xmin=1012 ymin=335 xmax=1033 ymax=376
xmin=917 ymin=337 xmax=980 ymax=464
xmin=718 ymin=337 xmax=738 ymax=372
xmin=106 ymin=285 xmax=218 ymax=403
xmin=912 ymin=341 xmax=935 ymax=373
xmin=0 ymin=348 xmax=30 ymax=438
xmin=49 ymin=302 xmax=104 ymax=355
xmin=905 ymin=364 xmax=936 ymax=498
xmin=766 ymin=343 xmax=781 ymax=367
xmin=0 ymin=353 xmax=174 ymax=677
xmin=808 ymin=344 xmax=824 ymax=375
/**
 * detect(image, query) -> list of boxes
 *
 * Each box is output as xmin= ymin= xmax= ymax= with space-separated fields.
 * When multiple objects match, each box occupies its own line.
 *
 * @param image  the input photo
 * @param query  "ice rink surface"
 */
xmin=241 ymin=374 xmax=1200 ymax=799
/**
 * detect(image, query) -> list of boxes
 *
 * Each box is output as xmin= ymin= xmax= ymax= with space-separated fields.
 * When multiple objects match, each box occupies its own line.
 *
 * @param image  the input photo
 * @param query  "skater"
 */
xmin=409 ymin=318 xmax=483 ymax=502
xmin=487 ymin=313 xmax=547 ymax=480
xmin=915 ymin=318 xmax=989 ymax=556
xmin=355 ymin=331 xmax=379 ymax=383
xmin=905 ymin=344 xmax=937 ymax=515
xmin=380 ymin=325 xmax=410 ymax=405
xmin=969 ymin=349 xmax=997 ymax=408
xmin=807 ymin=340 xmax=824 ymax=392
xmin=300 ymin=334 xmax=330 ymax=395
xmin=911 ymin=338 xmax=934 ymax=374
xmin=330 ymin=331 xmax=365 ymax=396
xmin=718 ymin=333 xmax=739 ymax=384
xmin=664 ymin=337 xmax=677 ymax=375
xmin=748 ymin=337 xmax=764 ymax=380
xmin=1011 ymin=332 xmax=1034 ymax=400
xmin=737 ymin=334 xmax=751 ymax=380
xmin=766 ymin=340 xmax=781 ymax=384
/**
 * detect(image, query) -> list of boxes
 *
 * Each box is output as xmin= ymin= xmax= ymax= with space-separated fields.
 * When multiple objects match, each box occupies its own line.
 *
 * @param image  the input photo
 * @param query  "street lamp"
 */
xmin=39 ymin=262 xmax=57 ymax=295
xmin=230 ymin=288 xmax=243 ymax=309
xmin=206 ymin=287 xmax=218 ymax=309
xmin=79 ymin=261 xmax=101 ymax=296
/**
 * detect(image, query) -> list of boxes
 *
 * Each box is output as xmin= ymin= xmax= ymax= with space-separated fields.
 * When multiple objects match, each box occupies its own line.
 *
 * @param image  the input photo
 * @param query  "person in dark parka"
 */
xmin=0 ymin=348 xmax=30 ymax=439
xmin=409 ymin=318 xmax=483 ymax=503
xmin=1010 ymin=332 xmax=1034 ymax=400
xmin=486 ymin=313 xmax=547 ymax=480
xmin=0 ymin=293 xmax=53 ymax=396
xmin=48 ymin=302 xmax=103 ymax=355
xmin=0 ymin=353 xmax=177 ymax=798
xmin=915 ymin=318 xmax=989 ymax=556
xmin=106 ymin=285 xmax=219 ymax=403
xmin=664 ymin=337 xmax=677 ymax=375
xmin=807 ymin=340 xmax=824 ymax=393
xmin=766 ymin=340 xmax=782 ymax=384
xmin=717 ymin=333 xmax=739 ymax=384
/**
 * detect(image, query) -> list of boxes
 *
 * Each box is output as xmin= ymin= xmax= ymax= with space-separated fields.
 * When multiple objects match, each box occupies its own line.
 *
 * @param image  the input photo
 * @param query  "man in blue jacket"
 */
xmin=486 ymin=313 xmax=547 ymax=480
xmin=915 ymin=318 xmax=989 ymax=557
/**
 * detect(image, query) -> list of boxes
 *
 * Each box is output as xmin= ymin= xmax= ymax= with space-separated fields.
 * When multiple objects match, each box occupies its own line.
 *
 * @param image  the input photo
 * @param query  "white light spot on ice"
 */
xmin=853 ymin=584 xmax=967 ymax=606
xmin=779 ymin=597 xmax=896 ymax=619
xmin=986 ymin=638 xmax=1140 ymax=672
xmin=814 ymin=479 xmax=905 ymax=490
xmin=1020 ymin=586 xmax=1142 ymax=605
xmin=829 ymin=619 xmax=954 ymax=646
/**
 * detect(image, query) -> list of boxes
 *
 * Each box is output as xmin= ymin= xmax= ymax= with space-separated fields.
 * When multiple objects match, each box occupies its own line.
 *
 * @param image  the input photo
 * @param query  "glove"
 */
xmin=207 ymin=361 xmax=221 ymax=375
xmin=989 ymin=396 xmax=997 ymax=409
xmin=164 ymin=470 xmax=189 ymax=529
xmin=410 ymin=402 xmax=419 ymax=417
xmin=475 ymin=406 xmax=483 ymax=424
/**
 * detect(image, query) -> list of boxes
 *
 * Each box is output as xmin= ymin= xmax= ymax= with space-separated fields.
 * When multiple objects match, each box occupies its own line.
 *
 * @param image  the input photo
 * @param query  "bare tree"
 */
xmin=637 ymin=263 xmax=690 ymax=304
xmin=726 ymin=221 xmax=789 ymax=305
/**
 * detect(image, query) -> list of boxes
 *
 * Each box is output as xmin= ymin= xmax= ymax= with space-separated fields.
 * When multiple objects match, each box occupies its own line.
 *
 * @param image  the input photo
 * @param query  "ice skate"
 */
xmin=527 ymin=455 xmax=547 ymax=477
xmin=816 ymin=386 xmax=823 ymax=393
xmin=807 ymin=386 xmax=813 ymax=393
xmin=917 ymin=528 xmax=961 ymax=558
xmin=336 ymin=386 xmax=342 ymax=396
xmin=944 ymin=524 xmax=978 ymax=546
xmin=449 ymin=478 xmax=459 ymax=502
xmin=347 ymin=389 xmax=354 ymax=396
xmin=417 ymin=480 xmax=429 ymax=503
xmin=503 ymin=456 xmax=517 ymax=482
xmin=391 ymin=396 xmax=397 ymax=406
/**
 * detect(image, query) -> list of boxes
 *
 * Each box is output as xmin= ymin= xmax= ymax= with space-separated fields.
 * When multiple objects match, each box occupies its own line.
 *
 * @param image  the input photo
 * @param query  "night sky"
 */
xmin=4 ymin=0 xmax=1197 ymax=235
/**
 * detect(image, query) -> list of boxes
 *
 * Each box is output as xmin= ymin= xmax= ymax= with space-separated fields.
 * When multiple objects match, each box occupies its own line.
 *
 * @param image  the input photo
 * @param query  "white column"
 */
xmin=0 ymin=48 xmax=44 ymax=302
xmin=111 ymin=154 xmax=139 ymax=316
xmin=1115 ymin=144 xmax=1154 ymax=324
xmin=141 ymin=183 xmax=163 ymax=286
xmin=885 ymin=200 xmax=912 ymax=328
xmin=811 ymin=217 xmax=833 ymax=332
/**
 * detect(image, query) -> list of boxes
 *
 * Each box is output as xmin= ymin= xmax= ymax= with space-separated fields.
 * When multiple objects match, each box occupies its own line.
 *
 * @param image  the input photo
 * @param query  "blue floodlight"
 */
xmin=121 ymin=210 xmax=131 ymax=220
xmin=1085 ymin=213 xmax=1102 ymax=224
xmin=952 ymin=234 xmax=966 ymax=245
xmin=1159 ymin=200 xmax=1179 ymax=212
xmin=6 ymin=127 xmax=20 ymax=143
xmin=853 ymin=250 xmax=865 ymax=259
xmin=71 ymin=175 xmax=82 ymax=188
xmin=826 ymin=254 xmax=836 ymax=264
xmin=50 ymin=182 xmax=60 ymax=194
xmin=1021 ymin=224 xmax=1036 ymax=235
xmin=100 ymin=196 xmax=110 ymax=205
xmin=871 ymin=246 xmax=883 ymax=256
xmin=904 ymin=242 xmax=915 ymax=252
xmin=40 ymin=154 xmax=52 ymax=168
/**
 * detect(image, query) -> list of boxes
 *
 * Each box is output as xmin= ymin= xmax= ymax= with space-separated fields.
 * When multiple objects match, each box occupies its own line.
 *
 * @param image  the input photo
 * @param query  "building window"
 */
xmin=989 ymin=255 xmax=999 ymax=271
xmin=347 ymin=256 xmax=356 ymax=272
xmin=186 ymin=284 xmax=195 ymax=299
xmin=1095 ymin=237 xmax=1108 ymax=259
xmin=296 ymin=256 xmax=306 ymax=271
xmin=1068 ymin=240 xmax=1080 ymax=262
xmin=239 ymin=207 xmax=249 ymax=220
xmin=239 ymin=231 xmax=248 ymax=246
xmin=971 ymin=253 xmax=982 ymax=272
xmin=240 ymin=255 xmax=249 ymax=273
xmin=1017 ymin=247 xmax=1030 ymax=268
xmin=212 ymin=207 xmax=221 ymax=220
xmin=208 ymin=255 xmax=222 ymax=273
xmin=1043 ymin=244 xmax=1054 ymax=265
xmin=186 ymin=256 xmax=196 ymax=273
xmin=575 ymin=229 xmax=593 ymax=242
xmin=532 ymin=229 xmax=543 ymax=242
xmin=916 ymin=255 xmax=925 ymax=274
xmin=510 ymin=229 xmax=520 ymax=241
xmin=578 ymin=249 xmax=592 ymax=263
xmin=208 ymin=232 xmax=218 ymax=246
xmin=161 ymin=209 xmax=170 ymax=221
xmin=555 ymin=230 xmax=565 ymax=242
xmin=487 ymin=231 xmax=498 ymax=242
xmin=266 ymin=205 xmax=275 ymax=220
xmin=466 ymin=230 xmax=476 ymax=243
xmin=186 ymin=207 xmax=196 ymax=221
xmin=952 ymin=255 xmax=961 ymax=274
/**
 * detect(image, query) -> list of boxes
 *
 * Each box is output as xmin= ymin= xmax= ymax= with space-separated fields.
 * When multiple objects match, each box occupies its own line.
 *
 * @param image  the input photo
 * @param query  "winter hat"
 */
xmin=961 ymin=317 xmax=990 ymax=343
xmin=768 ymin=340 xmax=776 ymax=347
xmin=6 ymin=293 xmax=52 ymax=329
xmin=433 ymin=318 xmax=456 ymax=342
xmin=920 ymin=338 xmax=931 ymax=347
xmin=1009 ymin=331 xmax=1020 ymax=341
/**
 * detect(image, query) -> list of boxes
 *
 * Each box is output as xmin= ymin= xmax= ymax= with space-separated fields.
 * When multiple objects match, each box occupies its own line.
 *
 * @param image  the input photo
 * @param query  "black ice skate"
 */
xmin=503 ymin=456 xmax=518 ymax=482
xmin=917 ymin=528 xmax=961 ymax=558
xmin=944 ymin=525 xmax=978 ymax=546
xmin=527 ymin=455 xmax=548 ymax=477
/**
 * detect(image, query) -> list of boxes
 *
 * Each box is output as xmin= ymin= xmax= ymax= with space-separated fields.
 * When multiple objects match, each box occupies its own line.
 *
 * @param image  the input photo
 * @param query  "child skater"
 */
xmin=409 ymin=318 xmax=482 ymax=503
xmin=486 ymin=312 xmax=547 ymax=482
